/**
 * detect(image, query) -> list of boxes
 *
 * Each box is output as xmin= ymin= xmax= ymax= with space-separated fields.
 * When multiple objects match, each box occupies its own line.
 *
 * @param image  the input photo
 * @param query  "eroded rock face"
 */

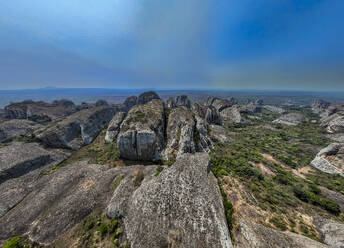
xmin=176 ymin=95 xmax=191 ymax=108
xmin=192 ymin=102 xmax=206 ymax=118
xmin=220 ymin=106 xmax=242 ymax=123
xmin=0 ymin=119 xmax=43 ymax=142
xmin=164 ymin=107 xmax=195 ymax=160
xmin=235 ymin=219 xmax=329 ymax=248
xmin=167 ymin=97 xmax=176 ymax=108
xmin=314 ymin=218 xmax=344 ymax=248
xmin=117 ymin=99 xmax=165 ymax=161
xmin=37 ymin=106 xmax=116 ymax=150
xmin=240 ymin=102 xmax=262 ymax=114
xmin=273 ymin=113 xmax=308 ymax=126
xmin=105 ymin=112 xmax=126 ymax=143
xmin=123 ymin=96 xmax=138 ymax=110
xmin=263 ymin=105 xmax=286 ymax=114
xmin=212 ymin=98 xmax=232 ymax=112
xmin=321 ymin=113 xmax=344 ymax=133
xmin=137 ymin=91 xmax=160 ymax=105
xmin=311 ymin=143 xmax=344 ymax=176
xmin=107 ymin=153 xmax=233 ymax=248
xmin=312 ymin=99 xmax=331 ymax=117
xmin=194 ymin=115 xmax=213 ymax=153
xmin=205 ymin=106 xmax=222 ymax=125
xmin=209 ymin=125 xmax=232 ymax=144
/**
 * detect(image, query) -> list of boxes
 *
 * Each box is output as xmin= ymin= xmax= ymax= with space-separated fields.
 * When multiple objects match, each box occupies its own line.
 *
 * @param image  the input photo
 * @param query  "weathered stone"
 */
xmin=205 ymin=106 xmax=222 ymax=125
xmin=314 ymin=218 xmax=344 ymax=248
xmin=106 ymin=153 xmax=233 ymax=248
xmin=37 ymin=106 xmax=116 ymax=150
xmin=311 ymin=143 xmax=344 ymax=176
xmin=105 ymin=112 xmax=126 ymax=143
xmin=191 ymin=102 xmax=206 ymax=118
xmin=312 ymin=99 xmax=331 ymax=117
xmin=123 ymin=95 xmax=137 ymax=110
xmin=194 ymin=115 xmax=213 ymax=152
xmin=95 ymin=99 xmax=109 ymax=107
xmin=220 ymin=106 xmax=242 ymax=123
xmin=240 ymin=102 xmax=262 ymax=114
xmin=209 ymin=125 xmax=232 ymax=144
xmin=263 ymin=105 xmax=286 ymax=114
xmin=321 ymin=113 xmax=344 ymax=133
xmin=0 ymin=119 xmax=43 ymax=142
xmin=136 ymin=91 xmax=160 ymax=105
xmin=176 ymin=95 xmax=191 ymax=108
xmin=117 ymin=99 xmax=165 ymax=161
xmin=52 ymin=99 xmax=75 ymax=108
xmin=164 ymin=107 xmax=195 ymax=160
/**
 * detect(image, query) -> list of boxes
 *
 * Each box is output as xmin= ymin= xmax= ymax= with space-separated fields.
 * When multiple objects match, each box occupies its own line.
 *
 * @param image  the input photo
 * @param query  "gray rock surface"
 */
xmin=235 ymin=219 xmax=329 ymax=248
xmin=137 ymin=91 xmax=160 ymax=105
xmin=0 ymin=142 xmax=69 ymax=218
xmin=263 ymin=105 xmax=286 ymax=114
xmin=52 ymin=99 xmax=75 ymax=108
xmin=0 ymin=119 xmax=43 ymax=142
xmin=164 ymin=107 xmax=196 ymax=160
xmin=273 ymin=113 xmax=308 ymax=126
xmin=107 ymin=153 xmax=233 ymax=248
xmin=105 ymin=112 xmax=126 ymax=143
xmin=37 ymin=106 xmax=116 ymax=150
xmin=95 ymin=99 xmax=109 ymax=106
xmin=175 ymin=95 xmax=191 ymax=108
xmin=314 ymin=218 xmax=344 ymax=248
xmin=240 ymin=102 xmax=262 ymax=114
xmin=0 ymin=160 xmax=142 ymax=245
xmin=312 ymin=99 xmax=331 ymax=117
xmin=211 ymin=98 xmax=232 ymax=112
xmin=117 ymin=99 xmax=165 ymax=161
xmin=123 ymin=95 xmax=137 ymax=110
xmin=321 ymin=113 xmax=344 ymax=133
xmin=311 ymin=143 xmax=344 ymax=176
xmin=194 ymin=115 xmax=213 ymax=152
xmin=220 ymin=106 xmax=242 ymax=123
xmin=192 ymin=102 xmax=206 ymax=118
xmin=210 ymin=125 xmax=232 ymax=144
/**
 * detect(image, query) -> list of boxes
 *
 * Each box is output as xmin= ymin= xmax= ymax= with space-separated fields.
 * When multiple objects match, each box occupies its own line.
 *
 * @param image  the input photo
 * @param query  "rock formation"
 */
xmin=176 ymin=95 xmax=191 ymax=108
xmin=95 ymin=99 xmax=109 ymax=107
xmin=273 ymin=113 xmax=308 ymax=126
xmin=220 ymin=106 xmax=242 ymax=123
xmin=123 ymin=95 xmax=138 ymax=110
xmin=106 ymin=153 xmax=233 ymax=248
xmin=205 ymin=106 xmax=222 ymax=125
xmin=136 ymin=91 xmax=160 ymax=105
xmin=0 ymin=119 xmax=43 ymax=142
xmin=117 ymin=99 xmax=165 ymax=161
xmin=167 ymin=97 xmax=176 ymax=108
xmin=311 ymin=143 xmax=344 ymax=176
xmin=263 ymin=105 xmax=286 ymax=114
xmin=314 ymin=218 xmax=344 ymax=248
xmin=105 ymin=112 xmax=126 ymax=143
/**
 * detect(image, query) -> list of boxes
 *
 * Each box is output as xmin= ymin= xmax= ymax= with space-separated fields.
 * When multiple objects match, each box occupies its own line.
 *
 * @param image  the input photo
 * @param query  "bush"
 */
xmin=3 ymin=236 xmax=21 ymax=248
xmin=320 ymin=199 xmax=340 ymax=215
xmin=99 ymin=224 xmax=108 ymax=235
xmin=269 ymin=216 xmax=287 ymax=231
xmin=86 ymin=219 xmax=94 ymax=229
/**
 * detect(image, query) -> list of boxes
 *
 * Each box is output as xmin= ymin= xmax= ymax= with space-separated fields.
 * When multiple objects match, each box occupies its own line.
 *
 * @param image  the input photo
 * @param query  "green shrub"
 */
xmin=86 ymin=219 xmax=94 ymax=229
xmin=3 ymin=236 xmax=21 ymax=248
xmin=269 ymin=216 xmax=287 ymax=231
xmin=99 ymin=224 xmax=108 ymax=235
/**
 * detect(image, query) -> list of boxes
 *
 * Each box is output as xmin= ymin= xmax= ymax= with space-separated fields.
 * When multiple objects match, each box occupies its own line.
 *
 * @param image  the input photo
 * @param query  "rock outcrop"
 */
xmin=105 ymin=112 xmax=126 ymax=143
xmin=273 ymin=113 xmax=308 ymax=126
xmin=220 ymin=106 xmax=242 ymax=123
xmin=136 ymin=91 xmax=160 ymax=105
xmin=37 ymin=106 xmax=116 ymax=150
xmin=240 ymin=102 xmax=262 ymax=114
xmin=321 ymin=113 xmax=344 ymax=133
xmin=167 ymin=97 xmax=176 ymax=108
xmin=314 ymin=218 xmax=344 ymax=248
xmin=123 ymin=95 xmax=138 ymax=110
xmin=52 ymin=99 xmax=75 ymax=108
xmin=312 ymin=99 xmax=331 ymax=117
xmin=106 ymin=153 xmax=233 ymax=248
xmin=5 ymin=100 xmax=78 ymax=121
xmin=209 ymin=125 xmax=232 ymax=144
xmin=164 ymin=107 xmax=196 ymax=160
xmin=205 ymin=106 xmax=222 ymax=125
xmin=311 ymin=143 xmax=344 ymax=176
xmin=263 ymin=105 xmax=286 ymax=114
xmin=117 ymin=99 xmax=165 ymax=161
xmin=95 ymin=99 xmax=109 ymax=107
xmin=235 ymin=219 xmax=329 ymax=248
xmin=0 ymin=119 xmax=43 ymax=142
xmin=175 ymin=95 xmax=191 ymax=108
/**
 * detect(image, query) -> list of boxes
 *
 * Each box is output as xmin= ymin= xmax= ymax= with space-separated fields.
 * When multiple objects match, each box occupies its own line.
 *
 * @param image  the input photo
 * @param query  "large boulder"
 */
xmin=0 ymin=119 xmax=43 ymax=142
xmin=175 ymin=95 xmax=191 ymax=108
xmin=273 ymin=113 xmax=308 ymax=126
xmin=117 ymin=99 xmax=165 ymax=161
xmin=37 ymin=106 xmax=116 ymax=150
xmin=220 ymin=106 xmax=242 ymax=123
xmin=314 ymin=218 xmax=344 ymax=248
xmin=136 ymin=91 xmax=160 ymax=105
xmin=164 ymin=107 xmax=196 ymax=160
xmin=106 ymin=153 xmax=233 ymax=248
xmin=205 ymin=106 xmax=222 ymax=125
xmin=311 ymin=143 xmax=344 ymax=176
xmin=105 ymin=112 xmax=126 ymax=143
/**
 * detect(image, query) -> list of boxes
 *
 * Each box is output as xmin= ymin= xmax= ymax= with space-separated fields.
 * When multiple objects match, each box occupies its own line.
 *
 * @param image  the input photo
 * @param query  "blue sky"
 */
xmin=0 ymin=0 xmax=343 ymax=90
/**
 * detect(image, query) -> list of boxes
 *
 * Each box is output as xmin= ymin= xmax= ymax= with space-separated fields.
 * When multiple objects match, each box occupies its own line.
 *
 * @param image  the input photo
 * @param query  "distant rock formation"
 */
xmin=314 ymin=218 xmax=344 ymax=248
xmin=136 ymin=91 xmax=160 ymax=105
xmin=37 ymin=106 xmax=116 ymax=150
xmin=117 ymin=99 xmax=165 ymax=161
xmin=105 ymin=112 xmax=126 ymax=143
xmin=106 ymin=153 xmax=233 ymax=248
xmin=220 ymin=106 xmax=242 ymax=123
xmin=205 ymin=106 xmax=222 ymax=125
xmin=321 ymin=113 xmax=344 ymax=133
xmin=95 ymin=99 xmax=109 ymax=107
xmin=123 ymin=95 xmax=138 ymax=110
xmin=263 ymin=105 xmax=286 ymax=114
xmin=175 ymin=95 xmax=191 ymax=108
xmin=273 ymin=113 xmax=308 ymax=126
xmin=312 ymin=99 xmax=331 ymax=117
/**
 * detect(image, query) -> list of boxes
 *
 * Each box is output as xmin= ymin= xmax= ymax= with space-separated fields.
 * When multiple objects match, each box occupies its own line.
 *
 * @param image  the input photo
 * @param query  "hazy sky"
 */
xmin=0 ymin=0 xmax=343 ymax=90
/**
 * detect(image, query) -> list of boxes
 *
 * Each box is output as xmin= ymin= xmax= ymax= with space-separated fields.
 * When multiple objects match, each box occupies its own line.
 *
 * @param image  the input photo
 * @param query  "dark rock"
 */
xmin=52 ymin=99 xmax=75 ymax=108
xmin=117 ymin=99 xmax=165 ymax=161
xmin=166 ymin=97 xmax=176 ymax=108
xmin=255 ymin=99 xmax=264 ymax=105
xmin=136 ymin=91 xmax=160 ymax=105
xmin=106 ymin=153 xmax=233 ymax=248
xmin=205 ymin=106 xmax=222 ymax=125
xmin=124 ymin=95 xmax=138 ymax=110
xmin=95 ymin=99 xmax=109 ymax=107
xmin=175 ymin=95 xmax=191 ymax=108
xmin=105 ymin=112 xmax=126 ymax=143
xmin=37 ymin=106 xmax=116 ymax=150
